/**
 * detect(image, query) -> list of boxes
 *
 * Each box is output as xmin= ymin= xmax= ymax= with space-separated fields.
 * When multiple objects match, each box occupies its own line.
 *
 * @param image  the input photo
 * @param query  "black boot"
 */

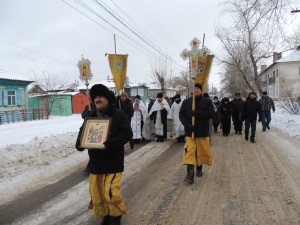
xmin=110 ymin=215 xmax=122 ymax=225
xmin=101 ymin=215 xmax=110 ymax=225
xmin=129 ymin=139 xmax=134 ymax=149
xmin=184 ymin=165 xmax=194 ymax=184
xmin=196 ymin=165 xmax=203 ymax=177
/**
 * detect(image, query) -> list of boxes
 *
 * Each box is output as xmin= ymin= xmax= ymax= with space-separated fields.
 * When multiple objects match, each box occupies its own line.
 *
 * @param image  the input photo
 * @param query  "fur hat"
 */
xmin=90 ymin=84 xmax=115 ymax=104
xmin=194 ymin=83 xmax=202 ymax=90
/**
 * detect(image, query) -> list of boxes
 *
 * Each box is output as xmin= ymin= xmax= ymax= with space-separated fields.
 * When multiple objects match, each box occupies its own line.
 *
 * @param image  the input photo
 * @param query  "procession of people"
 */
xmin=76 ymin=81 xmax=274 ymax=224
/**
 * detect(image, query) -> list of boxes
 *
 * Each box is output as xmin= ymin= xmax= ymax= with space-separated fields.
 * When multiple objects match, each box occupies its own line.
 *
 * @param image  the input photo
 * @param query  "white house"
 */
xmin=259 ymin=49 xmax=300 ymax=98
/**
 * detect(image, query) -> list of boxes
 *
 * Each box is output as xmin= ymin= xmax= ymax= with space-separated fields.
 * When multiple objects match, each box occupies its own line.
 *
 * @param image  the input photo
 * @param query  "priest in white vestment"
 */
xmin=168 ymin=94 xmax=185 ymax=143
xmin=148 ymin=93 xmax=170 ymax=142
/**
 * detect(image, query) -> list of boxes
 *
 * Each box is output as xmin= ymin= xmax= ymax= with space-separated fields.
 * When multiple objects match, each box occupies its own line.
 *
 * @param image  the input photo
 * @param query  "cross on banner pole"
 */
xmin=180 ymin=35 xmax=209 ymax=139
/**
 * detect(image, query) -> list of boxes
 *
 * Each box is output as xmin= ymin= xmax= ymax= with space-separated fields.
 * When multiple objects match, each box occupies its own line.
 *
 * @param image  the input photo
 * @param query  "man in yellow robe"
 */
xmin=179 ymin=83 xmax=214 ymax=184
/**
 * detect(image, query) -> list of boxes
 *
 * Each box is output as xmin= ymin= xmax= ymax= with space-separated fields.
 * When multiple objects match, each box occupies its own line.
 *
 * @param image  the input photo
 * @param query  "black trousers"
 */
xmin=244 ymin=118 xmax=256 ymax=140
xmin=221 ymin=119 xmax=231 ymax=134
xmin=232 ymin=115 xmax=243 ymax=132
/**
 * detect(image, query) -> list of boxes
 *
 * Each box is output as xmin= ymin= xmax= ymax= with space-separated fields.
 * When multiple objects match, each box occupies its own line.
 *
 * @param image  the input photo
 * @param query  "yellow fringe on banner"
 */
xmin=108 ymin=54 xmax=128 ymax=93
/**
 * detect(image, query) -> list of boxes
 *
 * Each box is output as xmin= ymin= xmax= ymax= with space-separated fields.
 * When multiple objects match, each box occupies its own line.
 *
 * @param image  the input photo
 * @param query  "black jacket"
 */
xmin=76 ymin=107 xmax=133 ymax=174
xmin=242 ymin=98 xmax=262 ymax=120
xmin=231 ymin=98 xmax=244 ymax=117
xmin=220 ymin=99 xmax=233 ymax=120
xmin=179 ymin=95 xmax=214 ymax=137
xmin=116 ymin=97 xmax=134 ymax=122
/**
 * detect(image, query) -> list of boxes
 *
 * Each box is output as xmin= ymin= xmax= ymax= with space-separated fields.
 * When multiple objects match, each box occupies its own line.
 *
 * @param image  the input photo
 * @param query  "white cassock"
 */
xmin=131 ymin=101 xmax=152 ymax=140
xmin=167 ymin=101 xmax=185 ymax=138
xmin=148 ymin=99 xmax=170 ymax=136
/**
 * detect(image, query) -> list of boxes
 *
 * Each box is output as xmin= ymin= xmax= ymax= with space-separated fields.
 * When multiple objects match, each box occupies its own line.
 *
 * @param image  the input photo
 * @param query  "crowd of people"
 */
xmin=75 ymin=83 xmax=275 ymax=225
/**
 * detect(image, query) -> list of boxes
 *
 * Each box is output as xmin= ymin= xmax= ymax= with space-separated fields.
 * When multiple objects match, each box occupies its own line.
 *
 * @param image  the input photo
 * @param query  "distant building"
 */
xmin=0 ymin=74 xmax=34 ymax=123
xmin=0 ymin=74 xmax=33 ymax=111
xmin=259 ymin=50 xmax=300 ymax=98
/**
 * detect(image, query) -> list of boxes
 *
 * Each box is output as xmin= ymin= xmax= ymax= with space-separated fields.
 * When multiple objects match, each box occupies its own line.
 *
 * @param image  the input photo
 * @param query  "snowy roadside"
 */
xmin=0 ymin=102 xmax=299 ymax=207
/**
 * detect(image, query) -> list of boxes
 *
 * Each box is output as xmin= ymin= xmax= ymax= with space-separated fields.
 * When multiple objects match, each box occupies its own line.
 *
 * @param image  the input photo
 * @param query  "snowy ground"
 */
xmin=0 ymin=103 xmax=299 ymax=224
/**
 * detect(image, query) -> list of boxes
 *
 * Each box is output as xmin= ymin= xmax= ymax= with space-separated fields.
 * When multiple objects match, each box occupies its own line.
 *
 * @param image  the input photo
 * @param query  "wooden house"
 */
xmin=0 ymin=74 xmax=34 ymax=123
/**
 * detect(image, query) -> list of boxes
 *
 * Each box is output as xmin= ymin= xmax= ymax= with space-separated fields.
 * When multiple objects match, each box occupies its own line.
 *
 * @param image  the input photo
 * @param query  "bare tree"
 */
xmin=277 ymin=91 xmax=300 ymax=115
xmin=149 ymin=55 xmax=174 ymax=95
xmin=32 ymin=71 xmax=69 ymax=116
xmin=216 ymin=0 xmax=296 ymax=96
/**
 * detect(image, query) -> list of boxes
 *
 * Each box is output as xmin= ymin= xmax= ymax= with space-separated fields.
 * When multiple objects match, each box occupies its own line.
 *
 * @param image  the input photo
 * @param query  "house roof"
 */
xmin=276 ymin=50 xmax=300 ymax=63
xmin=0 ymin=73 xmax=33 ymax=82
xmin=77 ymin=79 xmax=116 ymax=90
xmin=77 ymin=79 xmax=149 ymax=90
xmin=259 ymin=49 xmax=300 ymax=75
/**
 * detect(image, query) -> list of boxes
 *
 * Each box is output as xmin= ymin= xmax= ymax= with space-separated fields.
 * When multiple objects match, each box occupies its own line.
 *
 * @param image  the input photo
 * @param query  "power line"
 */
xmin=92 ymin=0 xmax=184 ymax=69
xmin=62 ymin=0 xmax=185 ymax=71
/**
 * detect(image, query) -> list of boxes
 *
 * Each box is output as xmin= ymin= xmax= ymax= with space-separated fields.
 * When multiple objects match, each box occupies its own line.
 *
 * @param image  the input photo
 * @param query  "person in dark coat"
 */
xmin=212 ymin=96 xmax=221 ymax=133
xmin=231 ymin=93 xmax=244 ymax=135
xmin=179 ymin=83 xmax=214 ymax=184
xmin=116 ymin=92 xmax=134 ymax=149
xmin=259 ymin=91 xmax=275 ymax=131
xmin=241 ymin=91 xmax=262 ymax=143
xmin=75 ymin=84 xmax=133 ymax=225
xmin=219 ymin=97 xmax=232 ymax=136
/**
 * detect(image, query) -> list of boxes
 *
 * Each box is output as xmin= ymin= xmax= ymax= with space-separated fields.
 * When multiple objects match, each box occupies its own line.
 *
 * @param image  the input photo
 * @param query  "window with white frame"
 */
xmin=8 ymin=90 xmax=16 ymax=106
xmin=130 ymin=88 xmax=137 ymax=96
xmin=138 ymin=88 xmax=144 ymax=96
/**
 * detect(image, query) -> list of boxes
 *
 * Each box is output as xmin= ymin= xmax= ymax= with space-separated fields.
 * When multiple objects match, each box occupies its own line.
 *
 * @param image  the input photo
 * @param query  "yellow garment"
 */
xmin=183 ymin=137 xmax=212 ymax=166
xmin=89 ymin=173 xmax=126 ymax=219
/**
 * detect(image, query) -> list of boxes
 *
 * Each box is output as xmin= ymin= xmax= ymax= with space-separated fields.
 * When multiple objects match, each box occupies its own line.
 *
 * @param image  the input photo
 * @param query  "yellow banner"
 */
xmin=108 ymin=54 xmax=128 ymax=93
xmin=195 ymin=55 xmax=214 ymax=92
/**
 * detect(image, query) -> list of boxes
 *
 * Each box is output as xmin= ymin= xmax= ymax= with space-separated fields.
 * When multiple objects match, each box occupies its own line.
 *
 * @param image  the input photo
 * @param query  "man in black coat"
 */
xmin=76 ymin=84 xmax=132 ymax=225
xmin=241 ymin=91 xmax=262 ymax=143
xmin=116 ymin=92 xmax=134 ymax=149
xmin=179 ymin=83 xmax=214 ymax=184
xmin=231 ymin=93 xmax=244 ymax=135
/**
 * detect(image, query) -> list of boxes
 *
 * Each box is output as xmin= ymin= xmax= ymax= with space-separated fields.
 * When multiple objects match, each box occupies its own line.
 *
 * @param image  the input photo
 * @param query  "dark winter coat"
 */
xmin=179 ymin=95 xmax=214 ymax=137
xmin=76 ymin=107 xmax=133 ymax=174
xmin=231 ymin=98 xmax=244 ymax=118
xmin=220 ymin=98 xmax=233 ymax=120
xmin=242 ymin=98 xmax=262 ymax=121
xmin=116 ymin=96 xmax=134 ymax=122
xmin=259 ymin=96 xmax=275 ymax=112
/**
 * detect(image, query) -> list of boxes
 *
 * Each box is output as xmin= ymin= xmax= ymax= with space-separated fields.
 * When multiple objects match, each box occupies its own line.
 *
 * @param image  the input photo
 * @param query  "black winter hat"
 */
xmin=235 ymin=93 xmax=240 ymax=96
xmin=194 ymin=83 xmax=202 ymax=90
xmin=262 ymin=91 xmax=268 ymax=95
xmin=157 ymin=92 xmax=163 ymax=98
xmin=90 ymin=84 xmax=115 ymax=104
xmin=174 ymin=94 xmax=181 ymax=99
xmin=135 ymin=95 xmax=141 ymax=99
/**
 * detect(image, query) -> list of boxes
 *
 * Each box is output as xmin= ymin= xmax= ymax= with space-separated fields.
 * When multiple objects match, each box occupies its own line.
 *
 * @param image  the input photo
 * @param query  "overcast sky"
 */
xmin=0 ymin=0 xmax=299 ymax=88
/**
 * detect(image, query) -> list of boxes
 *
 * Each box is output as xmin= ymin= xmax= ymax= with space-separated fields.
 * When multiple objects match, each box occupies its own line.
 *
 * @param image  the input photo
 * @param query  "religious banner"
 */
xmin=108 ymin=54 xmax=128 ymax=93
xmin=195 ymin=55 xmax=214 ymax=92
